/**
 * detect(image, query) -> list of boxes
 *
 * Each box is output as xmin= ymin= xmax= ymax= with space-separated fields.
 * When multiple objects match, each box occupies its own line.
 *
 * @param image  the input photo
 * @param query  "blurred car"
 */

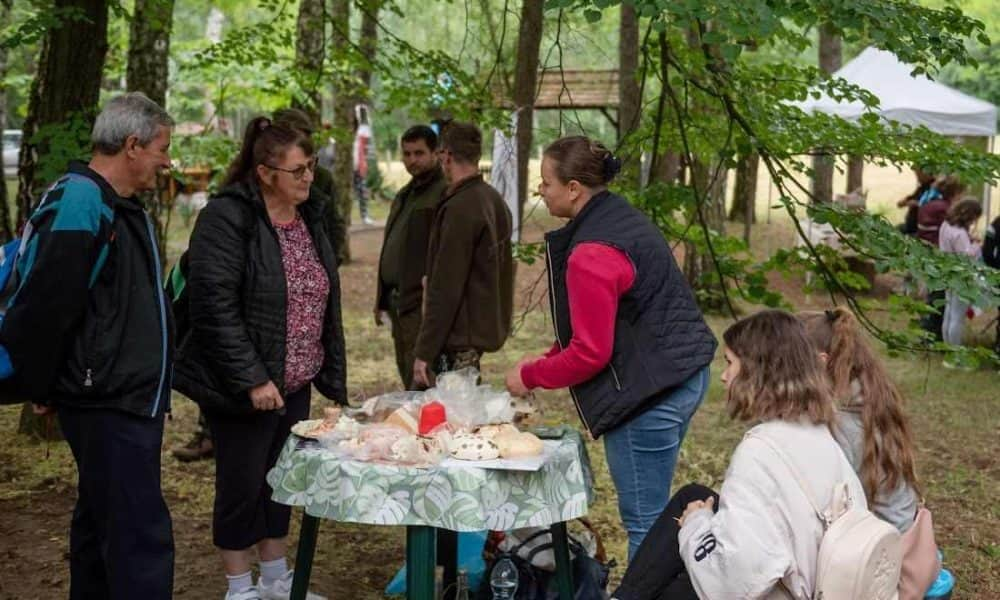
xmin=3 ymin=129 xmax=20 ymax=178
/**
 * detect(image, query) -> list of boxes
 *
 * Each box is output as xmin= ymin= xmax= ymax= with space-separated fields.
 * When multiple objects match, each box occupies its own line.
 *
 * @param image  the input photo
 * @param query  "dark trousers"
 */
xmin=204 ymin=385 xmax=311 ymax=550
xmin=921 ymin=289 xmax=946 ymax=341
xmin=612 ymin=483 xmax=719 ymax=600
xmin=58 ymin=406 xmax=174 ymax=600
xmin=387 ymin=293 xmax=422 ymax=389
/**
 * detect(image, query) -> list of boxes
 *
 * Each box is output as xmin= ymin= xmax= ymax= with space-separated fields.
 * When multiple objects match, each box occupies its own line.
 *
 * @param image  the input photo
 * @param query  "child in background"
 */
xmin=938 ymin=198 xmax=983 ymax=346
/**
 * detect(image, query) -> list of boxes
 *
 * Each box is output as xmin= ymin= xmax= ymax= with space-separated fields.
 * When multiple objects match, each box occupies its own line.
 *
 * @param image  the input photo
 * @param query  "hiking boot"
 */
xmin=171 ymin=431 xmax=214 ymax=462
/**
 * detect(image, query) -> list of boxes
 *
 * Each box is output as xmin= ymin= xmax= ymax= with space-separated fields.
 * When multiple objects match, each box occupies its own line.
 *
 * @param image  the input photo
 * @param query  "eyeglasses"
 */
xmin=263 ymin=157 xmax=317 ymax=180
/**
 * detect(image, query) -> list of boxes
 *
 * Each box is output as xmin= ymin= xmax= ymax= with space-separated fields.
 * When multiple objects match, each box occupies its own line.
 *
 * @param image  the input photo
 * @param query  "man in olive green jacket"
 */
xmin=375 ymin=125 xmax=447 ymax=388
xmin=412 ymin=122 xmax=514 ymax=387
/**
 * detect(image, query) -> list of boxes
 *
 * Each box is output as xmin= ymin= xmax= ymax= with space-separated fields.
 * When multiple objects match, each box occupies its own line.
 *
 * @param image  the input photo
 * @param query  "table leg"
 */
xmin=551 ymin=522 xmax=574 ymax=600
xmin=290 ymin=513 xmax=320 ymax=600
xmin=407 ymin=525 xmax=437 ymax=600
xmin=437 ymin=529 xmax=458 ymax=600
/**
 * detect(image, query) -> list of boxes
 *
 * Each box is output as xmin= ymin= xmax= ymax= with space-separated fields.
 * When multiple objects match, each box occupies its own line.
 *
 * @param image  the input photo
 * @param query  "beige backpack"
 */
xmin=753 ymin=433 xmax=902 ymax=600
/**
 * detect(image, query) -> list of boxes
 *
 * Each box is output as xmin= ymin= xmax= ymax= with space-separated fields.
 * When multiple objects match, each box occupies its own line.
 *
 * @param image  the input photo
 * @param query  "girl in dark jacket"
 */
xmin=174 ymin=118 xmax=345 ymax=600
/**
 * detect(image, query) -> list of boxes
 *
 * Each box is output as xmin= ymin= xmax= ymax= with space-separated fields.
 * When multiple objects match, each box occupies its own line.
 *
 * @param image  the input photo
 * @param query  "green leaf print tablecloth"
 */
xmin=267 ymin=435 xmax=590 ymax=532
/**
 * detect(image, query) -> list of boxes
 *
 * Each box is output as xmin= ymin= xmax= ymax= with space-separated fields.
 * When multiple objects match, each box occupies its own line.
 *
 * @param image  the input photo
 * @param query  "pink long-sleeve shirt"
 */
xmin=521 ymin=243 xmax=635 ymax=390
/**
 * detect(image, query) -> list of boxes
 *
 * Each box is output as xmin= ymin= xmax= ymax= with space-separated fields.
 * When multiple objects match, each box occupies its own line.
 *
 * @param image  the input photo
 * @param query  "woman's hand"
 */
xmin=250 ymin=381 xmax=284 ymax=411
xmin=679 ymin=496 xmax=715 ymax=528
xmin=505 ymin=356 xmax=537 ymax=397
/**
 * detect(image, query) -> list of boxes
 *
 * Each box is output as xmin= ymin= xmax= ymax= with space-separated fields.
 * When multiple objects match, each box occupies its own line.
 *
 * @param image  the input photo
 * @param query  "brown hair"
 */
xmin=722 ymin=310 xmax=835 ymax=426
xmin=798 ymin=307 xmax=920 ymax=504
xmin=272 ymin=107 xmax=316 ymax=136
xmin=543 ymin=135 xmax=621 ymax=188
xmin=224 ymin=116 xmax=314 ymax=187
xmin=935 ymin=175 xmax=965 ymax=202
xmin=945 ymin=197 xmax=983 ymax=229
xmin=439 ymin=121 xmax=482 ymax=164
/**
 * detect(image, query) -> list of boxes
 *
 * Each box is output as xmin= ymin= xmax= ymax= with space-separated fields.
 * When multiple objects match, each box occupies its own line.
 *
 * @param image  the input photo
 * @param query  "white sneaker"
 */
xmin=258 ymin=570 xmax=327 ymax=600
xmin=362 ymin=216 xmax=375 ymax=226
xmin=224 ymin=587 xmax=262 ymax=600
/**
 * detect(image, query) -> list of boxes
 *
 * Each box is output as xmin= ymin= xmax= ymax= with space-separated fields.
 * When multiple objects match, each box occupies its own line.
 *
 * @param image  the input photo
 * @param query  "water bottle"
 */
xmin=456 ymin=569 xmax=470 ymax=600
xmin=489 ymin=555 xmax=518 ymax=599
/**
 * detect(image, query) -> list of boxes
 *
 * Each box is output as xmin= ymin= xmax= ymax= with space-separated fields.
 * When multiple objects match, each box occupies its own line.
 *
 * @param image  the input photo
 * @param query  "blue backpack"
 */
xmin=0 ymin=175 xmax=113 ymax=401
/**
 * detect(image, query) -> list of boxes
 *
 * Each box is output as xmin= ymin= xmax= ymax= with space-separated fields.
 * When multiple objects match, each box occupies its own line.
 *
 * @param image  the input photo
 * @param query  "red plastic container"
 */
xmin=418 ymin=401 xmax=447 ymax=435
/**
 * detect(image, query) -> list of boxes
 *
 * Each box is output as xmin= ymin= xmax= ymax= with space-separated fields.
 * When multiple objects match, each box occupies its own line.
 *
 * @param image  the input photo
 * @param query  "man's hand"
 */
xmin=412 ymin=358 xmax=432 ymax=388
xmin=250 ymin=381 xmax=284 ymax=411
xmin=374 ymin=310 xmax=389 ymax=326
xmin=679 ymin=497 xmax=715 ymax=527
xmin=31 ymin=403 xmax=55 ymax=416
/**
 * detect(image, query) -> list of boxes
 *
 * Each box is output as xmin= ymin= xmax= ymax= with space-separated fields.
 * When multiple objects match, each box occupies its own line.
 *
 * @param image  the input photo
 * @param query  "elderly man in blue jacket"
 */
xmin=0 ymin=92 xmax=175 ymax=599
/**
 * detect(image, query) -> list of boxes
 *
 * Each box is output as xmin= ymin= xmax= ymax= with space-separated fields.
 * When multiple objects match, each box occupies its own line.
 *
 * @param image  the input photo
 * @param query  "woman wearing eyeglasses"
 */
xmin=173 ymin=117 xmax=344 ymax=600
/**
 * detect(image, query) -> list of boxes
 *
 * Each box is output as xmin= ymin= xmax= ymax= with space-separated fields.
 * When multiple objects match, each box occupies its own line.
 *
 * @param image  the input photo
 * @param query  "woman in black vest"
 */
xmin=504 ymin=136 xmax=717 ymax=560
xmin=174 ymin=118 xmax=344 ymax=600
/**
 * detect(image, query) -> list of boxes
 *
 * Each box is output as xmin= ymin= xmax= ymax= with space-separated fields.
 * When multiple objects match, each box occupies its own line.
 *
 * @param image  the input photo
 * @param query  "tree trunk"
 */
xmin=729 ymin=152 xmax=759 ymax=243
xmin=17 ymin=0 xmax=110 ymax=227
xmin=293 ymin=0 xmax=326 ymax=127
xmin=0 ymin=0 xmax=13 ymax=241
xmin=812 ymin=24 xmax=841 ymax=204
xmin=16 ymin=0 xmax=109 ymax=437
xmin=356 ymin=0 xmax=381 ymax=90
xmin=330 ymin=0 xmax=353 ymax=262
xmin=512 ymin=0 xmax=543 ymax=233
xmin=618 ymin=3 xmax=640 ymax=142
xmin=683 ymin=155 xmax=727 ymax=311
xmin=846 ymin=155 xmax=863 ymax=193
xmin=127 ymin=0 xmax=175 ymax=269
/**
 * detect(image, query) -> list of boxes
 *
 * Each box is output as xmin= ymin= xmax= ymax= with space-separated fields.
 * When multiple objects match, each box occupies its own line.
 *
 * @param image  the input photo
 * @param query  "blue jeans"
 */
xmin=603 ymin=365 xmax=710 ymax=561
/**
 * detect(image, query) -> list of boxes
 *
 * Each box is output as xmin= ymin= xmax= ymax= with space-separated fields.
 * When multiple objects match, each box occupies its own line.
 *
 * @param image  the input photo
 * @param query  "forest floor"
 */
xmin=0 ymin=166 xmax=997 ymax=599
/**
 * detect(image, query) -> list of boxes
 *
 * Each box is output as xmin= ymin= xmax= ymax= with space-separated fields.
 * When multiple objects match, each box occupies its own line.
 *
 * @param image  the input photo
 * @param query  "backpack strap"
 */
xmin=746 ymin=431 xmax=832 ymax=528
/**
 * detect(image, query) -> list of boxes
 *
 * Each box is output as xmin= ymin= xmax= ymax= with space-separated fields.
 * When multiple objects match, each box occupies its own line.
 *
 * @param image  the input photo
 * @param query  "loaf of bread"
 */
xmin=494 ymin=431 xmax=544 ymax=459
xmin=475 ymin=423 xmax=519 ymax=440
xmin=449 ymin=434 xmax=500 ymax=461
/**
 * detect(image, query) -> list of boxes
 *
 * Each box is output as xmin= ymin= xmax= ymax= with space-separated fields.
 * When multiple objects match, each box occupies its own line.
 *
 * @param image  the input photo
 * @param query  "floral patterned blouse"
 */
xmin=274 ymin=214 xmax=330 ymax=393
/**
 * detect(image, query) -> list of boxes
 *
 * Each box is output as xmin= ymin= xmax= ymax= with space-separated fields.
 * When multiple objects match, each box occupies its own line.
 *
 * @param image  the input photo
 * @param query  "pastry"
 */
xmin=475 ymin=423 xmax=519 ymax=440
xmin=449 ymin=434 xmax=500 ymax=461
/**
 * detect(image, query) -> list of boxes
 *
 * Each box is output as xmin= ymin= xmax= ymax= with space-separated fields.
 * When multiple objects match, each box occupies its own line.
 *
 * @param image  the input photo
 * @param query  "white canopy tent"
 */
xmin=796 ymin=47 xmax=998 ymax=216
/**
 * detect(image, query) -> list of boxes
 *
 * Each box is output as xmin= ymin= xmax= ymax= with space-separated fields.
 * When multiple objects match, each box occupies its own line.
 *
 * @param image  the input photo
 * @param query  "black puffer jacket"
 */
xmin=172 ymin=181 xmax=347 ymax=414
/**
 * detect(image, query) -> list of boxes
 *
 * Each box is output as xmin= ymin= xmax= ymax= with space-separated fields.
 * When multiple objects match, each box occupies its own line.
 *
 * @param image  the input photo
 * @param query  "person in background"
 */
xmin=173 ymin=117 xmax=345 ymax=600
xmin=917 ymin=176 xmax=964 ymax=340
xmin=981 ymin=215 xmax=1000 ymax=355
xmin=938 ymin=198 xmax=983 ymax=347
xmin=504 ymin=136 xmax=715 ymax=559
xmin=171 ymin=107 xmax=347 ymax=463
xmin=353 ymin=104 xmax=374 ymax=225
xmin=611 ymin=310 xmax=868 ymax=600
xmin=374 ymin=125 xmax=447 ymax=388
xmin=412 ymin=121 xmax=514 ymax=386
xmin=0 ymin=93 xmax=176 ymax=598
xmin=897 ymin=168 xmax=935 ymax=236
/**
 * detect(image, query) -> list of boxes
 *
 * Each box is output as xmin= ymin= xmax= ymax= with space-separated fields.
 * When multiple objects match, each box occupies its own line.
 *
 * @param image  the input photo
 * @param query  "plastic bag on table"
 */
xmin=348 ymin=391 xmax=425 ymax=424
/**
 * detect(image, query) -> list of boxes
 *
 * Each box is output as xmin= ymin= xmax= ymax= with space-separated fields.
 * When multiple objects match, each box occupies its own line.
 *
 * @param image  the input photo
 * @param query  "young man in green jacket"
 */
xmin=412 ymin=121 xmax=514 ymax=387
xmin=374 ymin=125 xmax=447 ymax=388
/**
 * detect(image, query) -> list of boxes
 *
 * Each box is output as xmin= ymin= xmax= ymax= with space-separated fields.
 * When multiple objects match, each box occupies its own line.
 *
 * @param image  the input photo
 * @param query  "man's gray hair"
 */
xmin=91 ymin=92 xmax=174 ymax=155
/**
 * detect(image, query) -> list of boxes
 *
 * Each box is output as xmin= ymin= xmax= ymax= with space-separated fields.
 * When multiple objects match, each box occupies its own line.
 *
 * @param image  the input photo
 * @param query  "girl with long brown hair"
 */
xmin=612 ymin=310 xmax=867 ymax=600
xmin=798 ymin=307 xmax=920 ymax=532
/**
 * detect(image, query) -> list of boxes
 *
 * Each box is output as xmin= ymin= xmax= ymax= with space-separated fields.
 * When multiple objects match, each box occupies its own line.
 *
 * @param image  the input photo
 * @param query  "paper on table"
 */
xmin=440 ymin=440 xmax=560 ymax=472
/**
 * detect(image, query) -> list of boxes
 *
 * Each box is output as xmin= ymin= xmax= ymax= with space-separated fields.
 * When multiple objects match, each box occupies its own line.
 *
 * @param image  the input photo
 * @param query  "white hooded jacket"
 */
xmin=678 ymin=420 xmax=867 ymax=600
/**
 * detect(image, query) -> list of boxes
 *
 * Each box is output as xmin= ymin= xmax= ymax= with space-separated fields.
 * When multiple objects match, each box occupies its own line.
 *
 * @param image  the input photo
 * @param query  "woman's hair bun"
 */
xmin=602 ymin=154 xmax=622 ymax=183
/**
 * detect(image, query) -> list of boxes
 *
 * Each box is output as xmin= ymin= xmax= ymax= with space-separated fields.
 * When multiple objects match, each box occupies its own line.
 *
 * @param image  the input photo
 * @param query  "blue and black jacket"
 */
xmin=0 ymin=161 xmax=173 ymax=418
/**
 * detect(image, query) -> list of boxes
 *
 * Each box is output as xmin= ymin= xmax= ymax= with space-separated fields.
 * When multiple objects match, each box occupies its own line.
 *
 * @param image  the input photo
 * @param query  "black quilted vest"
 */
xmin=545 ymin=191 xmax=717 ymax=438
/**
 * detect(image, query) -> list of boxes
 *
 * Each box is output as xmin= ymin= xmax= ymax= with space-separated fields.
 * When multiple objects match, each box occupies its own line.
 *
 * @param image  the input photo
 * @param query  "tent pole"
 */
xmin=987 ymin=135 xmax=995 ymax=222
